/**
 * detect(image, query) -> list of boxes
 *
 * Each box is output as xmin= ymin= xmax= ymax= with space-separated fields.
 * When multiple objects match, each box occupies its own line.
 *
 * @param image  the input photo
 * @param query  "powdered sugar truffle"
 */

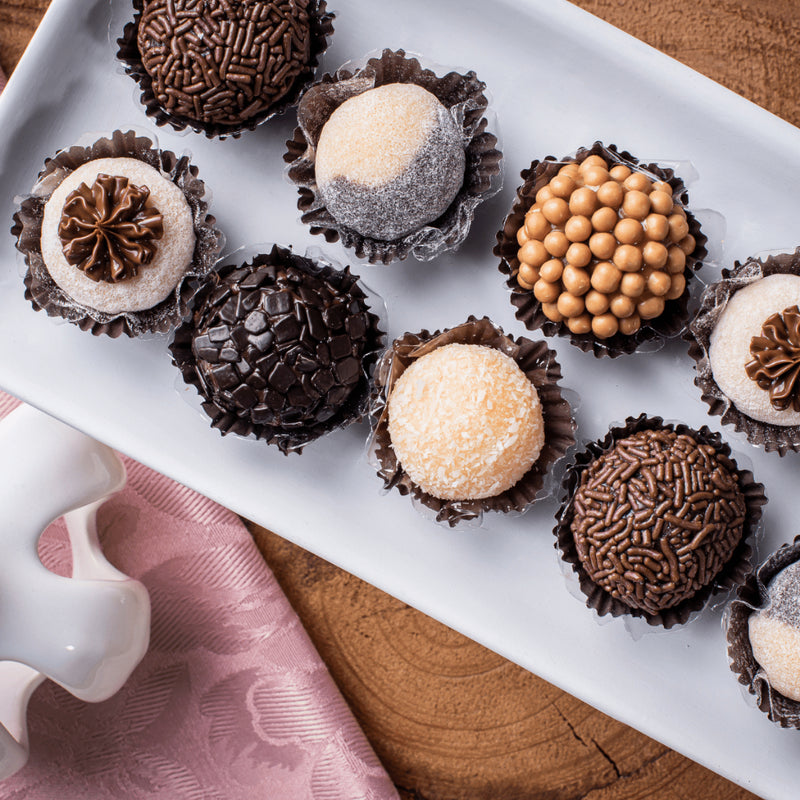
xmin=315 ymin=83 xmax=466 ymax=241
xmin=387 ymin=343 xmax=545 ymax=501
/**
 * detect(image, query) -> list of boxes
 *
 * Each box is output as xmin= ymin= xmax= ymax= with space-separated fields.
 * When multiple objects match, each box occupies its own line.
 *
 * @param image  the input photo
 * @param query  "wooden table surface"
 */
xmin=3 ymin=2 xmax=799 ymax=798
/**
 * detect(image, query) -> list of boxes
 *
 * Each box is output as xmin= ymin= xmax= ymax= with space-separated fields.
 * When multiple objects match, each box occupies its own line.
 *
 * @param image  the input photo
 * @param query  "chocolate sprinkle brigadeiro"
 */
xmin=138 ymin=0 xmax=313 ymax=127
xmin=570 ymin=427 xmax=747 ymax=615
xmin=170 ymin=245 xmax=383 ymax=452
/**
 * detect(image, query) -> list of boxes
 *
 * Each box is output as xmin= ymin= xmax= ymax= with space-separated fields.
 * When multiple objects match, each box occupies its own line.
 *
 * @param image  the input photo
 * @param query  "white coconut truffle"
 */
xmin=387 ymin=343 xmax=545 ymax=501
xmin=315 ymin=83 xmax=466 ymax=240
xmin=40 ymin=157 xmax=196 ymax=314
xmin=708 ymin=274 xmax=800 ymax=426
xmin=749 ymin=561 xmax=800 ymax=702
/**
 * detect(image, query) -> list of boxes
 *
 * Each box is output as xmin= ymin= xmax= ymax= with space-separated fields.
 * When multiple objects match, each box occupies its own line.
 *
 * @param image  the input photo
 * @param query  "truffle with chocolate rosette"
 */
xmin=11 ymin=130 xmax=222 ymax=337
xmin=285 ymin=49 xmax=502 ymax=264
xmin=687 ymin=251 xmax=800 ymax=455
xmin=370 ymin=317 xmax=576 ymax=526
xmin=117 ymin=0 xmax=335 ymax=138
xmin=495 ymin=142 xmax=706 ymax=357
xmin=555 ymin=415 xmax=765 ymax=628
xmin=170 ymin=245 xmax=383 ymax=452
xmin=727 ymin=536 xmax=800 ymax=727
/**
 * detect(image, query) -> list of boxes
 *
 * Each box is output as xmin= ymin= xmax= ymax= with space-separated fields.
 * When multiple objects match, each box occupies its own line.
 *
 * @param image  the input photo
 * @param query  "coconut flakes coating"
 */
xmin=386 ymin=343 xmax=545 ymax=501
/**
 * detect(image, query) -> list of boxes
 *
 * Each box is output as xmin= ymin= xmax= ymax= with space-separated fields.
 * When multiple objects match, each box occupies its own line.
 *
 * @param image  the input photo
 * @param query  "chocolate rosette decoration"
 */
xmin=495 ymin=142 xmax=706 ymax=358
xmin=745 ymin=306 xmax=800 ymax=412
xmin=284 ymin=48 xmax=503 ymax=265
xmin=117 ymin=0 xmax=335 ymax=139
xmin=369 ymin=316 xmax=576 ymax=527
xmin=726 ymin=536 xmax=800 ymax=728
xmin=58 ymin=174 xmax=164 ymax=283
xmin=170 ymin=245 xmax=384 ymax=453
xmin=554 ymin=415 xmax=765 ymax=628
xmin=11 ymin=130 xmax=222 ymax=337
xmin=686 ymin=250 xmax=800 ymax=455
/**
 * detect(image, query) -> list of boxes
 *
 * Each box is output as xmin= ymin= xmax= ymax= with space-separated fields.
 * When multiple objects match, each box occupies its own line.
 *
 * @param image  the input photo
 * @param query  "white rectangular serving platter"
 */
xmin=1 ymin=1 xmax=800 ymax=797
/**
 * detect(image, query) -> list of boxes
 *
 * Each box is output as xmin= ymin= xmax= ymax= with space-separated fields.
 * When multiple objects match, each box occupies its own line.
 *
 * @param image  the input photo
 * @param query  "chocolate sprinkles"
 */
xmin=570 ymin=427 xmax=746 ymax=615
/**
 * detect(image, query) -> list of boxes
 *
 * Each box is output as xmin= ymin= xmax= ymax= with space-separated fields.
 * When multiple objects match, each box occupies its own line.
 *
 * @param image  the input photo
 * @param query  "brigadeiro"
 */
xmin=727 ymin=536 xmax=800 ymax=727
xmin=370 ymin=316 xmax=576 ymax=526
xmin=686 ymin=249 xmax=800 ymax=455
xmin=170 ymin=244 xmax=384 ymax=452
xmin=117 ymin=0 xmax=334 ymax=138
xmin=285 ymin=48 xmax=502 ymax=264
xmin=11 ymin=129 xmax=222 ymax=337
xmin=555 ymin=415 xmax=765 ymax=628
xmin=495 ymin=142 xmax=706 ymax=357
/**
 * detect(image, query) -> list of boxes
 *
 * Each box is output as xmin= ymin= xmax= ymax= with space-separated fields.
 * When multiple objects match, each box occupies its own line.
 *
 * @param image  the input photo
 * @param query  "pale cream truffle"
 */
xmin=386 ymin=343 xmax=545 ymax=501
xmin=315 ymin=83 xmax=466 ymax=240
xmin=40 ymin=157 xmax=196 ymax=314
xmin=749 ymin=561 xmax=800 ymax=702
xmin=709 ymin=274 xmax=800 ymax=426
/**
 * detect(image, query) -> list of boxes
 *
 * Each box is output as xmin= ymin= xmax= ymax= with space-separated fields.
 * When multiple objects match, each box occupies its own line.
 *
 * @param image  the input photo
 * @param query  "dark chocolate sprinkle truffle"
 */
xmin=137 ymin=0 xmax=314 ymax=128
xmin=315 ymin=83 xmax=466 ymax=240
xmin=170 ymin=245 xmax=383 ymax=452
xmin=570 ymin=426 xmax=747 ymax=615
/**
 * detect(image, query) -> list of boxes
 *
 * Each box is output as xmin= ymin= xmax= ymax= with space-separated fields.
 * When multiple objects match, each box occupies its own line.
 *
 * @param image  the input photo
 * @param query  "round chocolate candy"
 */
xmin=136 ymin=0 xmax=318 ymax=129
xmin=314 ymin=83 xmax=466 ymax=241
xmin=569 ymin=425 xmax=747 ymax=615
xmin=170 ymin=246 xmax=383 ymax=451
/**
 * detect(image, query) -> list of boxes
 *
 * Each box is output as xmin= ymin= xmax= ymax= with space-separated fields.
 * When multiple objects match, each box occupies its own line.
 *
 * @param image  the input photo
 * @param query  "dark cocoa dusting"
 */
xmin=570 ymin=428 xmax=746 ymax=614
xmin=138 ymin=0 xmax=312 ymax=127
xmin=764 ymin=560 xmax=800 ymax=628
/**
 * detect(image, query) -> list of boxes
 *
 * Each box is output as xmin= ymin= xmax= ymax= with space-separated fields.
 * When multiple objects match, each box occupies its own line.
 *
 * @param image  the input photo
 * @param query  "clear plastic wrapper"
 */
xmin=284 ymin=47 xmax=503 ymax=264
xmin=495 ymin=141 xmax=707 ymax=358
xmin=367 ymin=315 xmax=576 ymax=528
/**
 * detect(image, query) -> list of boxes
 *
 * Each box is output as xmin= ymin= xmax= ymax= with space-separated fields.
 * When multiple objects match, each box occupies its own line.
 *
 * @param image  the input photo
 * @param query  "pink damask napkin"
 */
xmin=0 ymin=392 xmax=398 ymax=800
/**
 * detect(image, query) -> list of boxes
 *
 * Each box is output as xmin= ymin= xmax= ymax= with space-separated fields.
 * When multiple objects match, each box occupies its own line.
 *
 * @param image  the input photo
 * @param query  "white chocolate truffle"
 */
xmin=315 ymin=84 xmax=466 ymax=240
xmin=709 ymin=274 xmax=800 ymax=426
xmin=41 ymin=157 xmax=196 ymax=314
xmin=387 ymin=343 xmax=545 ymax=501
xmin=749 ymin=561 xmax=800 ymax=701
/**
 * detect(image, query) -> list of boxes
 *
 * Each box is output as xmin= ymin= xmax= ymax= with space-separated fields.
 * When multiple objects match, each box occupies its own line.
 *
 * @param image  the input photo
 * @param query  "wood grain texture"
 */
xmin=3 ymin=0 xmax=795 ymax=797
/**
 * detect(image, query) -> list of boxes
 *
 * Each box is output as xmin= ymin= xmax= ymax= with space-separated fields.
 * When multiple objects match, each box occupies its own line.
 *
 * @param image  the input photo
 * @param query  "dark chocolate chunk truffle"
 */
xmin=170 ymin=245 xmax=383 ymax=451
xmin=137 ymin=0 xmax=314 ymax=128
xmin=315 ymin=83 xmax=466 ymax=240
xmin=570 ymin=426 xmax=746 ymax=614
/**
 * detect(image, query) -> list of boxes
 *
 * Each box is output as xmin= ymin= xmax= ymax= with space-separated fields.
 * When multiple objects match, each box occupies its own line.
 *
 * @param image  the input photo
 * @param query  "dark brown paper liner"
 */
xmin=726 ymin=535 xmax=800 ymax=727
xmin=494 ymin=142 xmax=707 ymax=358
xmin=685 ymin=249 xmax=800 ymax=456
xmin=169 ymin=244 xmax=384 ymax=454
xmin=284 ymin=48 xmax=503 ymax=265
xmin=554 ymin=414 xmax=766 ymax=628
xmin=116 ymin=0 xmax=335 ymax=140
xmin=10 ymin=129 xmax=223 ymax=338
xmin=369 ymin=316 xmax=577 ymax=526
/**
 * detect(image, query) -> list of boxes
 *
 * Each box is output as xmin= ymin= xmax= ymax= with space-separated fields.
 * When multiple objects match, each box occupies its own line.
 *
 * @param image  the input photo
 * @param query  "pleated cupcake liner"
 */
xmin=685 ymin=248 xmax=800 ymax=456
xmin=554 ymin=414 xmax=766 ymax=628
xmin=284 ymin=48 xmax=503 ymax=265
xmin=11 ymin=129 xmax=223 ymax=338
xmin=368 ymin=315 xmax=576 ymax=527
xmin=494 ymin=141 xmax=707 ymax=358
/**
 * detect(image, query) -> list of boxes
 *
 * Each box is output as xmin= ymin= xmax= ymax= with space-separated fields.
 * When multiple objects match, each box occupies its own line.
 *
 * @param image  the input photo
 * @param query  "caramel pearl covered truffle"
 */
xmin=513 ymin=151 xmax=696 ymax=340
xmin=315 ymin=83 xmax=466 ymax=240
xmin=386 ymin=344 xmax=545 ymax=500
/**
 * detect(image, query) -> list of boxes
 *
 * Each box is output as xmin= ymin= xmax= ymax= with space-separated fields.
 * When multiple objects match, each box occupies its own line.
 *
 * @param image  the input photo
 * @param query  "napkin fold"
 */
xmin=0 ymin=388 xmax=398 ymax=799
